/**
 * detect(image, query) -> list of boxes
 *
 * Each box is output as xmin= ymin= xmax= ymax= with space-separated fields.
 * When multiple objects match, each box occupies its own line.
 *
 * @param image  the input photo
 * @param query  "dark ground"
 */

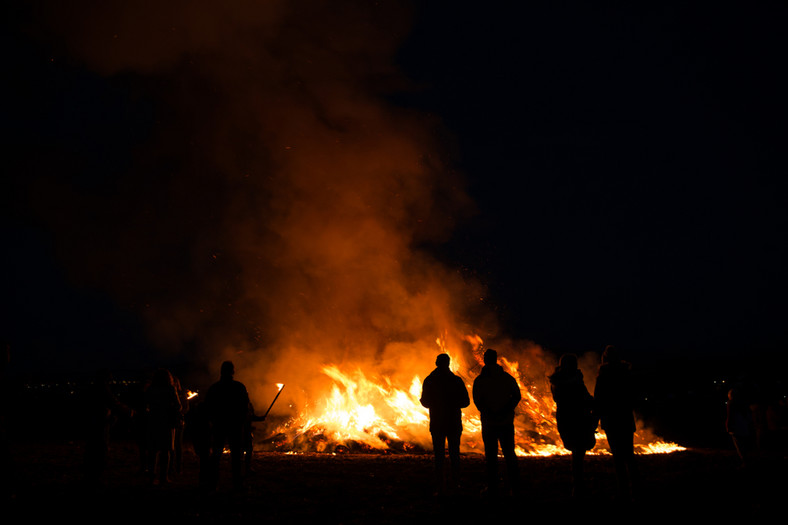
xmin=4 ymin=438 xmax=786 ymax=523
xmin=4 ymin=368 xmax=786 ymax=522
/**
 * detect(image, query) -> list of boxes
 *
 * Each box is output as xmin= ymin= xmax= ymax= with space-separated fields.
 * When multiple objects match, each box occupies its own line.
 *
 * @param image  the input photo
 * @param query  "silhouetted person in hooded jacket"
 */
xmin=594 ymin=345 xmax=639 ymax=501
xmin=472 ymin=349 xmax=521 ymax=495
xmin=549 ymin=353 xmax=598 ymax=498
xmin=203 ymin=361 xmax=251 ymax=491
xmin=420 ymin=353 xmax=470 ymax=494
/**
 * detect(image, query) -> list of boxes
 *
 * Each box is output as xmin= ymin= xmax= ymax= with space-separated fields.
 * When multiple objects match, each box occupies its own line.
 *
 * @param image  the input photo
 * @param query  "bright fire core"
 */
xmin=257 ymin=337 xmax=685 ymax=456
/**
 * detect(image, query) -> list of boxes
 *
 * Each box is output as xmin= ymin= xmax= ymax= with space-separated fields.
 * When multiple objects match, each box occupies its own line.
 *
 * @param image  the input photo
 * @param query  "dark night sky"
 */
xmin=3 ymin=2 xmax=787 ymax=379
xmin=400 ymin=4 xmax=788 ymax=361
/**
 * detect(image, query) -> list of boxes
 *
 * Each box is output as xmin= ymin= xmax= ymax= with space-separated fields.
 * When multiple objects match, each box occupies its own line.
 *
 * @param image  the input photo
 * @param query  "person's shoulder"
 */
xmin=473 ymin=371 xmax=491 ymax=389
xmin=234 ymin=380 xmax=250 ymax=395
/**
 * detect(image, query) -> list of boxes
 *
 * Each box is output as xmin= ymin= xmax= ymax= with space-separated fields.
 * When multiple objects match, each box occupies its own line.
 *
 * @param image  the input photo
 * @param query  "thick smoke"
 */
xmin=19 ymin=2 xmax=681 ymax=455
xmin=31 ymin=1 xmax=499 ymax=407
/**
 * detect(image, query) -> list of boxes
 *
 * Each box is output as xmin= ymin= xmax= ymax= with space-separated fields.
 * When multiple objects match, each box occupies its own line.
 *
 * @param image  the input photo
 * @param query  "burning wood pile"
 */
xmin=246 ymin=336 xmax=684 ymax=456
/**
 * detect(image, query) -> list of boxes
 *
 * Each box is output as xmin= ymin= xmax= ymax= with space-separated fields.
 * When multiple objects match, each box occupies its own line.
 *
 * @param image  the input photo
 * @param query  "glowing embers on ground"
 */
xmin=261 ymin=351 xmax=685 ymax=456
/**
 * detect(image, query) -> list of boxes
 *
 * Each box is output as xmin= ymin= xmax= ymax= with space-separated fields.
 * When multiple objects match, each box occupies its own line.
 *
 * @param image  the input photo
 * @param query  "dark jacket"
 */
xmin=144 ymin=383 xmax=181 ymax=450
xmin=549 ymin=367 xmax=597 ymax=452
xmin=203 ymin=377 xmax=251 ymax=430
xmin=420 ymin=366 xmax=470 ymax=434
xmin=472 ymin=364 xmax=521 ymax=425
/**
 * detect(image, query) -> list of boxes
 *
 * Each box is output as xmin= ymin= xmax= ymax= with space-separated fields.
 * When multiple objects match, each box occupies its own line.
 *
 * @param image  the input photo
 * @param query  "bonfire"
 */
xmin=246 ymin=335 xmax=684 ymax=456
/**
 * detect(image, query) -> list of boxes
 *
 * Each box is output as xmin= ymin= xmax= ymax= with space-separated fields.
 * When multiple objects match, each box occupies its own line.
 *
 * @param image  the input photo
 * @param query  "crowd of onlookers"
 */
xmin=2 ymin=340 xmax=786 ymax=503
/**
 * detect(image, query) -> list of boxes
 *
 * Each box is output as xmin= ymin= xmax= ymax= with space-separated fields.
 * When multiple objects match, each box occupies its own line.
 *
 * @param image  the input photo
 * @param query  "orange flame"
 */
xmin=258 ymin=335 xmax=685 ymax=455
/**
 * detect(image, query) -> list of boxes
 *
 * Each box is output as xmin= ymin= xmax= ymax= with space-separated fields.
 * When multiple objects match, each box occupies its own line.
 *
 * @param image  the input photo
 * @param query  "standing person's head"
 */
xmin=152 ymin=368 xmax=174 ymax=388
xmin=558 ymin=353 xmax=578 ymax=372
xmin=435 ymin=353 xmax=450 ymax=369
xmin=220 ymin=360 xmax=235 ymax=379
xmin=602 ymin=345 xmax=620 ymax=364
xmin=483 ymin=349 xmax=498 ymax=366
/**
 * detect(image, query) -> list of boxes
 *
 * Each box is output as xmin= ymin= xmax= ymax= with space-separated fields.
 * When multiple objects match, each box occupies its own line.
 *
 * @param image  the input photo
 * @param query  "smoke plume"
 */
xmin=29 ymin=1 xmax=504 ymax=405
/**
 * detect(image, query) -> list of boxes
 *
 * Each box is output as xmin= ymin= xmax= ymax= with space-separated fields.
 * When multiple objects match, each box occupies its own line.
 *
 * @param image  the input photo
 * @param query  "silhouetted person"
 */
xmin=594 ymin=345 xmax=639 ymax=501
xmin=144 ymin=368 xmax=182 ymax=485
xmin=472 ymin=349 xmax=521 ymax=495
xmin=243 ymin=399 xmax=265 ymax=475
xmin=203 ymin=360 xmax=252 ymax=491
xmin=186 ymin=396 xmax=213 ymax=491
xmin=726 ymin=387 xmax=755 ymax=468
xmin=170 ymin=375 xmax=189 ymax=476
xmin=83 ymin=368 xmax=131 ymax=486
xmin=420 ymin=353 xmax=470 ymax=495
xmin=549 ymin=353 xmax=598 ymax=498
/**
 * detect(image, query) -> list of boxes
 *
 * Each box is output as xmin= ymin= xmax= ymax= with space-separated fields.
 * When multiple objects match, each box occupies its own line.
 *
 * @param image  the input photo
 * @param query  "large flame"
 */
xmin=256 ymin=336 xmax=684 ymax=456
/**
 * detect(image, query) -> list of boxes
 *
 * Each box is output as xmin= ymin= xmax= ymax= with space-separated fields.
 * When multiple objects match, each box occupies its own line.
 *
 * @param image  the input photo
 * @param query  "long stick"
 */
xmin=263 ymin=384 xmax=284 ymax=418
